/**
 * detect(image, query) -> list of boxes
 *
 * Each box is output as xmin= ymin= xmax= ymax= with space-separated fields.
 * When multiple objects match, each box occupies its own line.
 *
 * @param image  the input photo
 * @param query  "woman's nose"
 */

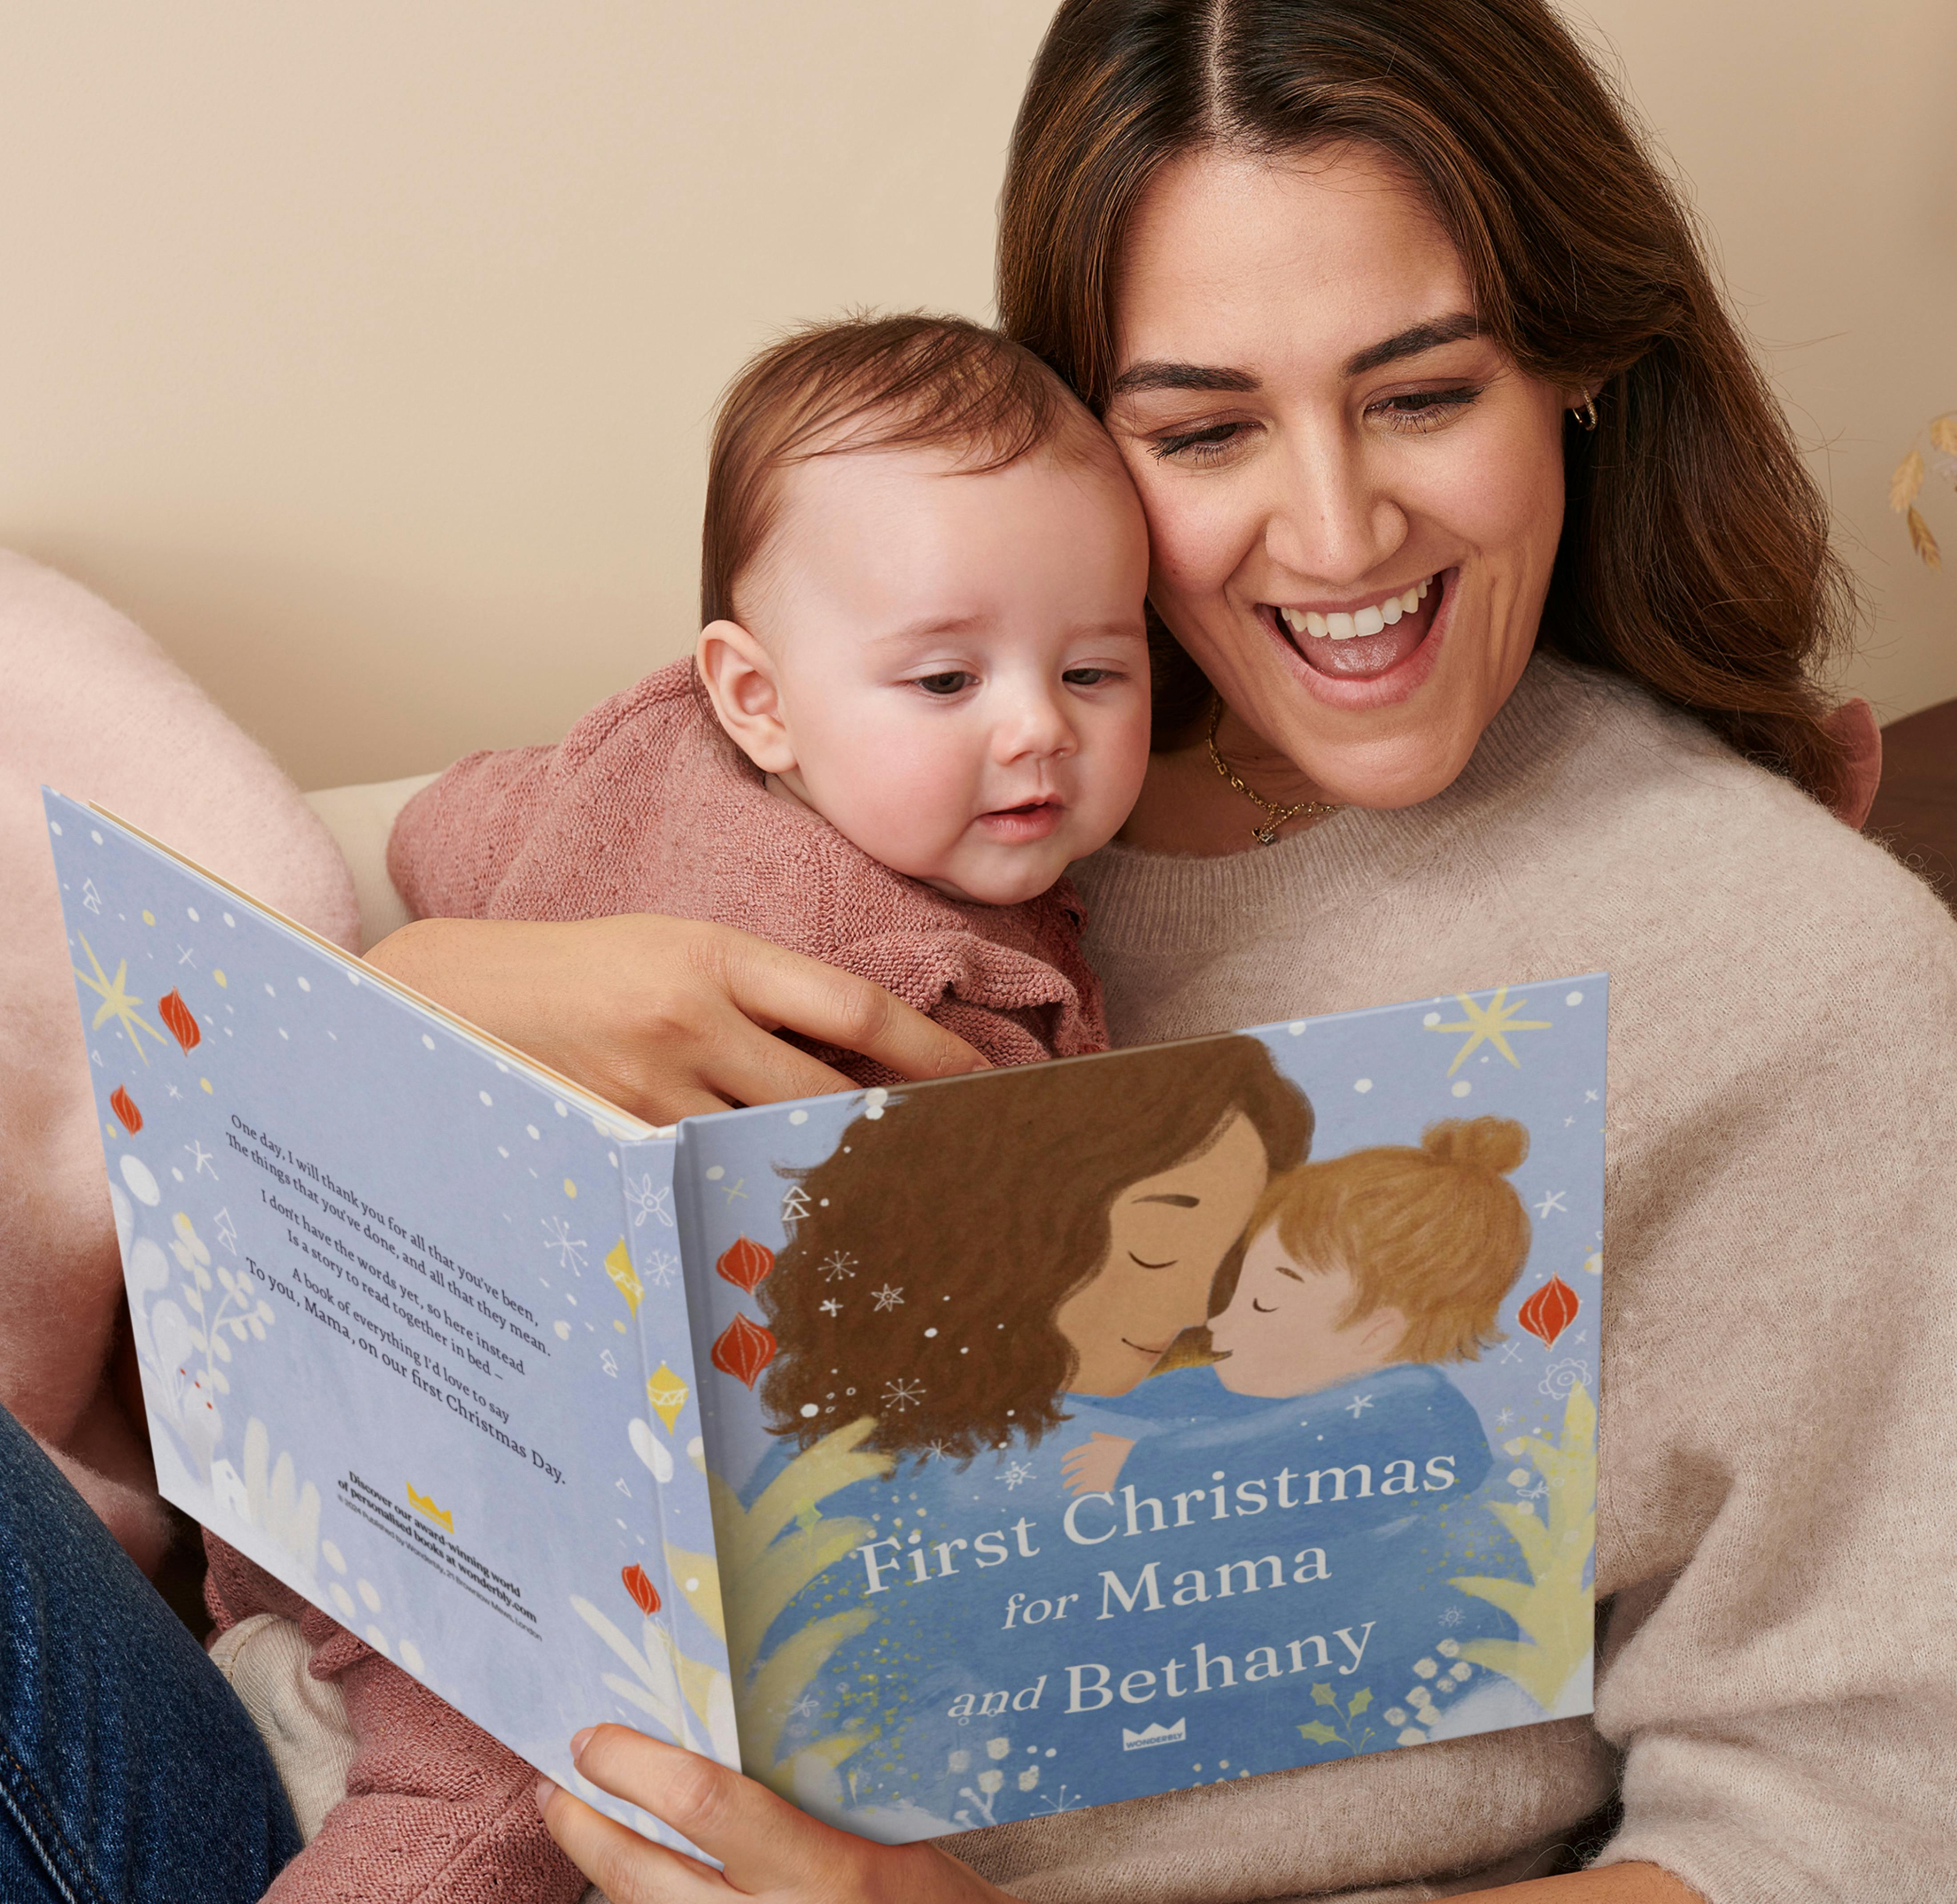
xmin=1261 ymin=432 xmax=1405 ymax=587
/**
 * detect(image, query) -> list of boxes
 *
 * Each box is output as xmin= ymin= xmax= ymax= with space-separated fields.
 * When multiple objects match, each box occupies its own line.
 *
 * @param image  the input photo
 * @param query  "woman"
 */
xmin=375 ymin=2 xmax=1957 ymax=1900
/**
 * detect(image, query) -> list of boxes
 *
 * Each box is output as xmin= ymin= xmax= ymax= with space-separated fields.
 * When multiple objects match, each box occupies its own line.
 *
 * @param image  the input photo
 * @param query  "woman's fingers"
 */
xmin=560 ymin=1729 xmax=1005 ymax=1903
xmin=707 ymin=930 xmax=989 ymax=1084
xmin=536 ymin=1778 xmax=728 ymax=1903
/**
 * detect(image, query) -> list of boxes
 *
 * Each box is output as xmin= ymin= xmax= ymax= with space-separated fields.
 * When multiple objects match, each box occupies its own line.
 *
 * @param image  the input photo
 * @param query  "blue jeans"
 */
xmin=0 ymin=1404 xmax=300 ymax=1903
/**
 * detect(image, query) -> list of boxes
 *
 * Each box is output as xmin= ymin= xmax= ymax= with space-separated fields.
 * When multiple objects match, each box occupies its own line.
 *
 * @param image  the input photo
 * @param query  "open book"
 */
xmin=47 ymin=790 xmax=1604 ymax=1847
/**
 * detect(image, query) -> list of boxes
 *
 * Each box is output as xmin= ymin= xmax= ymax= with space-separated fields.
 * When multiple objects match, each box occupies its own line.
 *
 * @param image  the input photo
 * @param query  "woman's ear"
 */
xmin=697 ymin=620 xmax=797 ymax=774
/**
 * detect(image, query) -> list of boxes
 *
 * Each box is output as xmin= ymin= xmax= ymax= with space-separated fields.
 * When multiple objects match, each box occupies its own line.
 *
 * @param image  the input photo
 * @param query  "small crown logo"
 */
xmin=407 ymin=1482 xmax=453 ymax=1533
xmin=1121 ymin=1718 xmax=1185 ymax=1751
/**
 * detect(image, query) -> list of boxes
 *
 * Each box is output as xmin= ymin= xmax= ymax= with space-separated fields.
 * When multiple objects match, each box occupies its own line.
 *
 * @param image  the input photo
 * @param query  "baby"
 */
xmin=207 ymin=314 xmax=1155 ymax=1901
xmin=1062 ymin=1117 xmax=1532 ymax=1499
xmin=384 ymin=310 xmax=1156 ymax=1078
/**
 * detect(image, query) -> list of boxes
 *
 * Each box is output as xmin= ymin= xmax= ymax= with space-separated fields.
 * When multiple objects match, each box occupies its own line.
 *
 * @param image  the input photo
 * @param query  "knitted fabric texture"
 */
xmin=945 ymin=655 xmax=1957 ymax=1904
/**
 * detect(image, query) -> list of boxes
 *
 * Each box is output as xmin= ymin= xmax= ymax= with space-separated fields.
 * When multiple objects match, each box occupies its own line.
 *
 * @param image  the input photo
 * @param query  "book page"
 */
xmin=45 ymin=792 xmax=732 ymax=1844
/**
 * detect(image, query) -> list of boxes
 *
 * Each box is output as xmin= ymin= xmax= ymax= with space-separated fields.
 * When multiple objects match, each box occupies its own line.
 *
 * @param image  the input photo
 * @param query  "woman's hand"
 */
xmin=363 ymin=914 xmax=987 ymax=1122
xmin=536 ymin=1727 xmax=1012 ymax=1904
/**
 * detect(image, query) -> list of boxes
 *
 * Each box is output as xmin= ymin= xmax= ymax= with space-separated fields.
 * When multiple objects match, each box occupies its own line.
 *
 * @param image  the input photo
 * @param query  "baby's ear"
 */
xmin=696 ymin=621 xmax=797 ymax=774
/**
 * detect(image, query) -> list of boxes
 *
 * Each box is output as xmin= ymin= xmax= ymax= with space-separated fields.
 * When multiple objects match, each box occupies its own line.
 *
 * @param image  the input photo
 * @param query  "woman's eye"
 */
xmin=1151 ymin=420 xmax=1250 ymax=464
xmin=1372 ymin=386 xmax=1481 ymax=432
xmin=1251 ymin=1298 xmax=1276 ymax=1314
xmin=914 ymin=671 xmax=974 ymax=696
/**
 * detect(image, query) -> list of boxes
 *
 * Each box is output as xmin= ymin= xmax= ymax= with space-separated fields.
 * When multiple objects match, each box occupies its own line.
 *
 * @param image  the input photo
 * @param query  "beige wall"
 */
xmin=1 ymin=1 xmax=1951 ymax=791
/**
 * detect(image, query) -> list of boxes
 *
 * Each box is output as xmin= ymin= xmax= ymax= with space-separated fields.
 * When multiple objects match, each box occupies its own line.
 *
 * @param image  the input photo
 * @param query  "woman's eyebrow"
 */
xmin=1342 ymin=311 xmax=1485 ymax=377
xmin=1108 ymin=362 xmax=1259 ymax=398
xmin=1134 ymin=1192 xmax=1201 ymax=1206
xmin=1109 ymin=314 xmax=1486 ymax=399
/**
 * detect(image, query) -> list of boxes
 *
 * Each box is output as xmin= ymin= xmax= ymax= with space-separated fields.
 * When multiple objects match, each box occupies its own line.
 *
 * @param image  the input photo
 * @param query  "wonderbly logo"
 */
xmin=1122 ymin=1719 xmax=1185 ymax=1751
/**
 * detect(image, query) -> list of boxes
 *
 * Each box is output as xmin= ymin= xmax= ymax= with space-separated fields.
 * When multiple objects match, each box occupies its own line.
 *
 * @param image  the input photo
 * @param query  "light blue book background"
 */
xmin=48 ymin=792 xmax=1604 ymax=1844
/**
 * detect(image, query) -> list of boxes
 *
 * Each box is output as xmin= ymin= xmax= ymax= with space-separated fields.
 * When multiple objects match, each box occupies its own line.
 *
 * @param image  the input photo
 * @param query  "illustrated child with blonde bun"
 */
xmin=1063 ymin=1116 xmax=1534 ymax=1501
xmin=206 ymin=313 xmax=1156 ymax=1904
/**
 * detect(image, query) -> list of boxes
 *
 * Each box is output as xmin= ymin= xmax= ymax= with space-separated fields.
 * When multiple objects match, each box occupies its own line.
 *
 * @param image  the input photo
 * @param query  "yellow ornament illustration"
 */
xmin=604 ymin=1238 xmax=643 ymax=1315
xmin=646 ymin=1362 xmax=689 ymax=1433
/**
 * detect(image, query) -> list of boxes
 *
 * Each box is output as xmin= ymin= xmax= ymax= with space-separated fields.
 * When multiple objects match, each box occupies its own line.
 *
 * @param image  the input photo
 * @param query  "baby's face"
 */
xmin=739 ymin=442 xmax=1152 ymax=904
xmin=1207 ymin=1224 xmax=1406 ymax=1397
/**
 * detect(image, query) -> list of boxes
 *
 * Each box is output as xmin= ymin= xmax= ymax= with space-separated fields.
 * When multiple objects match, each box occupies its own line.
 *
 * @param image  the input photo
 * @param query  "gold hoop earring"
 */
xmin=1570 ymin=398 xmax=1598 ymax=432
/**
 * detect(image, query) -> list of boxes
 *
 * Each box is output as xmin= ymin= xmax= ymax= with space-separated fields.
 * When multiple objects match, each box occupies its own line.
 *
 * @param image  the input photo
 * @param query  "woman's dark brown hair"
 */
xmin=758 ymin=1034 xmax=1313 ymax=1460
xmin=997 ymin=0 xmax=1855 ymax=807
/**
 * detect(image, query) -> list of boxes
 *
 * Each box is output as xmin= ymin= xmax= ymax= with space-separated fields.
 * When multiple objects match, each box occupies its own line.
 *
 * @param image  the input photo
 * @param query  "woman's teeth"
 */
xmin=1279 ymin=577 xmax=1431 ymax=642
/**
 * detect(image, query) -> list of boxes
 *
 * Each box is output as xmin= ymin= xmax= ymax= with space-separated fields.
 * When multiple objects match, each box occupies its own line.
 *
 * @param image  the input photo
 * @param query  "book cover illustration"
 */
xmin=48 ymin=792 xmax=1603 ymax=1844
xmin=677 ymin=986 xmax=1604 ymax=1837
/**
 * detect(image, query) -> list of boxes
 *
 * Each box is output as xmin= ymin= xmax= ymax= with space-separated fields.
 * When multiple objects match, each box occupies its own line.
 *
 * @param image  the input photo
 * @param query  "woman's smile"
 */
xmin=1260 ymin=568 xmax=1448 ymax=697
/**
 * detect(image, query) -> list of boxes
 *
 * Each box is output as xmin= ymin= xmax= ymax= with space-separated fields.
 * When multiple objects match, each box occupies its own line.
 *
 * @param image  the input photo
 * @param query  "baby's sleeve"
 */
xmin=386 ymin=745 xmax=558 ymax=923
xmin=205 ymin=1535 xmax=586 ymax=1904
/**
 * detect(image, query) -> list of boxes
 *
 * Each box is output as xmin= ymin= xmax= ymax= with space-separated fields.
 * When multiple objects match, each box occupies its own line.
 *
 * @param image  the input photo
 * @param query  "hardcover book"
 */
xmin=48 ymin=791 xmax=1604 ymax=1846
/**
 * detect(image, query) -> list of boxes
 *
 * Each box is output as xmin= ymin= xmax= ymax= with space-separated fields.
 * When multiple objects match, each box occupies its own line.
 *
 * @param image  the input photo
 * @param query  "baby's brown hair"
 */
xmin=701 ymin=311 xmax=1117 ymax=628
xmin=1240 ymin=1117 xmax=1533 ymax=1365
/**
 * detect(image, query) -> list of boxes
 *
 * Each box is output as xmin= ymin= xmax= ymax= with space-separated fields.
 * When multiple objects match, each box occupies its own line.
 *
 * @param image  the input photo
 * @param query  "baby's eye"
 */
xmin=913 ymin=671 xmax=974 ymax=697
xmin=1061 ymin=667 xmax=1116 ymax=687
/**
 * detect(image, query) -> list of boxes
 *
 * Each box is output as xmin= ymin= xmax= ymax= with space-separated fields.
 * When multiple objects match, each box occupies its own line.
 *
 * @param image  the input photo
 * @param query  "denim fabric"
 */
xmin=0 ymin=1404 xmax=299 ymax=1904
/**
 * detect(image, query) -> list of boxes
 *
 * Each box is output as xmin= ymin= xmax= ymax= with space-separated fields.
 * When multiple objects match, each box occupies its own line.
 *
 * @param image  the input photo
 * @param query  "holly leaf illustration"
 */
xmin=1347 ymin=1688 xmax=1373 ymax=1716
xmin=1297 ymin=1720 xmax=1340 ymax=1745
xmin=1311 ymin=1682 xmax=1338 ymax=1706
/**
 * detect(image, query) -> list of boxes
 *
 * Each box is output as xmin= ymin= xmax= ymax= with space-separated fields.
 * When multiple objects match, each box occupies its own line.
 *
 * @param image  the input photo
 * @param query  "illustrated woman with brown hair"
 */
xmin=757 ymin=1033 xmax=1312 ymax=1464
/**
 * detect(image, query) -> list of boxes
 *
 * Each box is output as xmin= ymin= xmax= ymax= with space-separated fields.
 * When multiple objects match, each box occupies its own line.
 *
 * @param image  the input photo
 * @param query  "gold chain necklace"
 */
xmin=1206 ymin=698 xmax=1341 ymax=846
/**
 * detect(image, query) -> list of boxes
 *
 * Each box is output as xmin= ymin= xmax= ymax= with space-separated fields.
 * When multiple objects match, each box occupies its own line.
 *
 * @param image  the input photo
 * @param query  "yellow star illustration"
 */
xmin=73 ymin=934 xmax=165 ymax=1065
xmin=1429 ymin=988 xmax=1551 ymax=1076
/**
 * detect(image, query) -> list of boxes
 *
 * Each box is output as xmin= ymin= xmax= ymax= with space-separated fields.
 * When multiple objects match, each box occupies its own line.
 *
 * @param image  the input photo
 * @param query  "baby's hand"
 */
xmin=1061 ymin=1432 xmax=1134 ymax=1496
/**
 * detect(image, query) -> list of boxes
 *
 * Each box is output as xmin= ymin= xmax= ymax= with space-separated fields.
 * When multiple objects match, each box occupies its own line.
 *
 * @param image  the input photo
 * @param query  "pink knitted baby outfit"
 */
xmin=388 ymin=658 xmax=1106 ymax=1079
xmin=208 ymin=658 xmax=1107 ymax=1901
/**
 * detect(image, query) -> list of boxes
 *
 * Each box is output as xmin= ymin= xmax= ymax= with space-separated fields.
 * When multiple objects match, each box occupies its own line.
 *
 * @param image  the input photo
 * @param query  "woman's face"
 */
xmin=1104 ymin=142 xmax=1576 ymax=810
xmin=1053 ymin=1110 xmax=1270 ymax=1397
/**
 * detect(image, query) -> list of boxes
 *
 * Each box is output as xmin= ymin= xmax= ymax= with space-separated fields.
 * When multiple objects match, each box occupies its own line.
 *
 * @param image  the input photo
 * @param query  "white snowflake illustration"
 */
xmin=185 ymin=1139 xmax=218 ymax=1181
xmin=1033 ymin=1787 xmax=1088 ymax=1815
xmin=541 ymin=1215 xmax=588 ymax=1271
xmin=997 ymin=1459 xmax=1035 ymax=1490
xmin=881 ymin=1377 xmax=926 ymax=1412
xmin=1533 ymin=1189 xmax=1568 ymax=1218
xmin=871 ymin=1283 xmax=904 ymax=1311
xmin=790 ymin=1694 xmax=821 ymax=1721
xmin=1438 ymin=1608 xmax=1466 ymax=1629
xmin=624 ymin=1174 xmax=673 ymax=1230
xmin=1494 ymin=1406 xmax=1516 ymax=1426
xmin=819 ymin=1299 xmax=843 ymax=1317
xmin=640 ymin=1251 xmax=681 ymax=1290
xmin=1344 ymin=1393 xmax=1374 ymax=1417
xmin=1538 ymin=1358 xmax=1589 ymax=1401
xmin=819 ymin=1251 xmax=858 ymax=1283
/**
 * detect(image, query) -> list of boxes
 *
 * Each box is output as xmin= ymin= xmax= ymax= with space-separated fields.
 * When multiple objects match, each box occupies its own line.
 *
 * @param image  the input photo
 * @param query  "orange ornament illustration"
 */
xmin=110 ymin=1085 xmax=142 ymax=1134
xmin=716 ymin=1236 xmax=774 ymax=1294
xmin=710 ymin=1312 xmax=776 ymax=1388
xmin=621 ymin=1563 xmax=661 ymax=1616
xmin=158 ymin=988 xmax=201 ymax=1054
xmin=1517 ymin=1275 xmax=1579 ymax=1350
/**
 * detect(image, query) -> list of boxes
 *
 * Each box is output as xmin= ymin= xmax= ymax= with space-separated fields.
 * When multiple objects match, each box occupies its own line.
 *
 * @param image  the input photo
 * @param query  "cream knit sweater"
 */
xmin=949 ymin=656 xmax=1957 ymax=1904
